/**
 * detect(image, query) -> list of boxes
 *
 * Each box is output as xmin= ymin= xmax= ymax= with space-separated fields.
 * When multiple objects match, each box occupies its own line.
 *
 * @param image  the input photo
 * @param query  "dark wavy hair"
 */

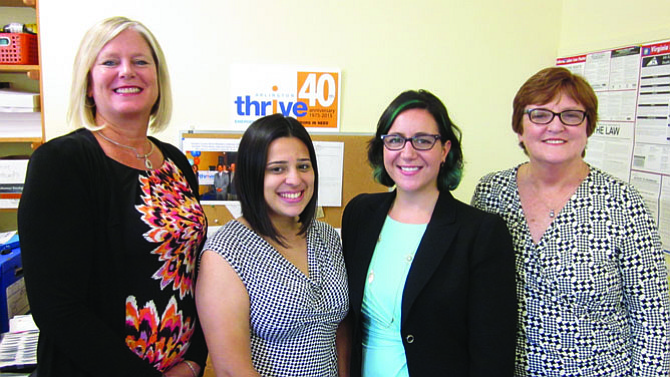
xmin=235 ymin=114 xmax=319 ymax=246
xmin=368 ymin=89 xmax=463 ymax=191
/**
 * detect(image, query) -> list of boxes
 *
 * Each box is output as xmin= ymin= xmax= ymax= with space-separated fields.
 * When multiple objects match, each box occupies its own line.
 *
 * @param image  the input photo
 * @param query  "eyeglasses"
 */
xmin=524 ymin=108 xmax=587 ymax=126
xmin=380 ymin=134 xmax=441 ymax=151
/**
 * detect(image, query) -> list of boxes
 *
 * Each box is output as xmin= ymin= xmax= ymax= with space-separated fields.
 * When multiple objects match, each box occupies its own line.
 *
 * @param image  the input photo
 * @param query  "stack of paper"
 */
xmin=0 ymin=89 xmax=41 ymax=139
xmin=0 ymin=160 xmax=28 ymax=209
xmin=0 ymin=89 xmax=40 ymax=112
xmin=0 ymin=327 xmax=37 ymax=373
xmin=0 ymin=298 xmax=36 ymax=375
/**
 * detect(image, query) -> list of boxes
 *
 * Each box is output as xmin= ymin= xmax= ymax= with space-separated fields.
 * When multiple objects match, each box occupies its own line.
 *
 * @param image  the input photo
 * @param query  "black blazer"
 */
xmin=341 ymin=191 xmax=516 ymax=376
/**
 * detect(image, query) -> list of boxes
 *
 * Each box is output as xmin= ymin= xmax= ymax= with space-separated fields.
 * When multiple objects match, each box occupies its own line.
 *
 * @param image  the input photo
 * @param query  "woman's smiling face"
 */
xmin=518 ymin=93 xmax=588 ymax=168
xmin=383 ymin=108 xmax=449 ymax=196
xmin=88 ymin=28 xmax=159 ymax=124
xmin=263 ymin=137 xmax=315 ymax=222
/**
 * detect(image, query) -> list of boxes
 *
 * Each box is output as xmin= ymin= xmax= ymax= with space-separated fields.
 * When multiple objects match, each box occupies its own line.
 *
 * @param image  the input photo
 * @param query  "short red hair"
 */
xmin=512 ymin=67 xmax=598 ymax=137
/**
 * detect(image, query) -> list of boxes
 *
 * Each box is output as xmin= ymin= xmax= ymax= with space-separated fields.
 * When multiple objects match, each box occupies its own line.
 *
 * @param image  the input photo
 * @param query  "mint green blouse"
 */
xmin=361 ymin=216 xmax=427 ymax=377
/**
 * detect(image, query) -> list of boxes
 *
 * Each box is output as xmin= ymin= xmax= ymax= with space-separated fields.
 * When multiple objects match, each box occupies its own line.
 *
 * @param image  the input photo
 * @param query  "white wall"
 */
xmin=38 ymin=0 xmax=562 ymax=201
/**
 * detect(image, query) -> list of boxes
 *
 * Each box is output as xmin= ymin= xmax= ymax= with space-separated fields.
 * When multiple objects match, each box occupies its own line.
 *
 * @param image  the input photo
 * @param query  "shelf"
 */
xmin=1 ymin=0 xmax=43 ymax=147
xmin=0 ymin=0 xmax=34 ymax=8
xmin=0 ymin=136 xmax=41 ymax=143
xmin=0 ymin=66 xmax=40 ymax=81
xmin=0 ymin=65 xmax=39 ymax=72
xmin=0 ymin=138 xmax=42 ymax=151
xmin=0 ymin=0 xmax=39 ymax=222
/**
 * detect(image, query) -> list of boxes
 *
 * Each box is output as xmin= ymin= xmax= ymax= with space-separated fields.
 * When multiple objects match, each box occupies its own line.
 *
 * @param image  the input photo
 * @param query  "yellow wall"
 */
xmin=559 ymin=0 xmax=670 ymax=57
xmin=37 ymin=0 xmax=563 ymax=202
xmin=35 ymin=0 xmax=670 ymax=209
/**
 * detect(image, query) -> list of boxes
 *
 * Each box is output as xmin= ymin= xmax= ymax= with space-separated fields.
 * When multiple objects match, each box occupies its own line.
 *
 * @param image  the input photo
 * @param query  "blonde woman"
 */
xmin=18 ymin=17 xmax=206 ymax=377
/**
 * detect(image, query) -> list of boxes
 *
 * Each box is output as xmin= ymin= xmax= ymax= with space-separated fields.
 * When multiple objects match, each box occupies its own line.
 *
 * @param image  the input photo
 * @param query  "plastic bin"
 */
xmin=0 ymin=33 xmax=38 ymax=65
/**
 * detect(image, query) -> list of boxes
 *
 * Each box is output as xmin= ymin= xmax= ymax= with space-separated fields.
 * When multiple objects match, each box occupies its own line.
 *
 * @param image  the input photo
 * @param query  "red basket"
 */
xmin=0 ymin=33 xmax=38 ymax=65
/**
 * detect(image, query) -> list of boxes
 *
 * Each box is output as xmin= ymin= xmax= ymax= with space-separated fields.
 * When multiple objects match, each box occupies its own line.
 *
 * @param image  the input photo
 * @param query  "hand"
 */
xmin=163 ymin=360 xmax=201 ymax=377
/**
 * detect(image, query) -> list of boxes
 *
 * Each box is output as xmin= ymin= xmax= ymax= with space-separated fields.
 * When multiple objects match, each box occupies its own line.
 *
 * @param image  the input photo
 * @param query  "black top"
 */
xmin=18 ymin=129 xmax=208 ymax=377
xmin=342 ymin=190 xmax=517 ymax=376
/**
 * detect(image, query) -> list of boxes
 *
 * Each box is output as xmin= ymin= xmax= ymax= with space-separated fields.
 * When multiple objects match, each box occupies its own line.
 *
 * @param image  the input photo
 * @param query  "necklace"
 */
xmin=96 ymin=131 xmax=155 ymax=169
xmin=527 ymin=182 xmax=579 ymax=219
xmin=524 ymin=164 xmax=588 ymax=219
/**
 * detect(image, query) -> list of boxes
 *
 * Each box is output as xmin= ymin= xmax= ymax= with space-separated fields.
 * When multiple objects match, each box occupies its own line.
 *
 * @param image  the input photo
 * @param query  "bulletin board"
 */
xmin=181 ymin=132 xmax=387 ymax=229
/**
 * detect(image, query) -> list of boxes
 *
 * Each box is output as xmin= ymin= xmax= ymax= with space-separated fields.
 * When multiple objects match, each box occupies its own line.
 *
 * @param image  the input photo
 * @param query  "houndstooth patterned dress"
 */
xmin=472 ymin=165 xmax=670 ymax=377
xmin=203 ymin=219 xmax=349 ymax=377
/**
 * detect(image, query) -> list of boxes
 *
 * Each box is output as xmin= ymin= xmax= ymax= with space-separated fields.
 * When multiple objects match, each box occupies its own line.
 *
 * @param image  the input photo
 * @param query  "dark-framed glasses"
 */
xmin=524 ymin=108 xmax=587 ymax=126
xmin=380 ymin=134 xmax=441 ymax=151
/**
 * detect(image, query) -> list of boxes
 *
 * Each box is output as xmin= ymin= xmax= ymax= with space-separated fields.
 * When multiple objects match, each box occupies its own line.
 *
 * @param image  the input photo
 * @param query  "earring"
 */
xmin=85 ymin=97 xmax=96 ymax=109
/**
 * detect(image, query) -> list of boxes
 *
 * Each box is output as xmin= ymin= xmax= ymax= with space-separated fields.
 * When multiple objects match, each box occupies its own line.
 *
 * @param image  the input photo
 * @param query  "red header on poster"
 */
xmin=556 ymin=55 xmax=586 ymax=65
xmin=641 ymin=41 xmax=670 ymax=56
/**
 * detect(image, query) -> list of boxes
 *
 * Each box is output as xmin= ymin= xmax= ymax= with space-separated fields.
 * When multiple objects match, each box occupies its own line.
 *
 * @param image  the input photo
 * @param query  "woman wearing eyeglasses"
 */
xmin=472 ymin=67 xmax=670 ymax=376
xmin=337 ymin=89 xmax=516 ymax=376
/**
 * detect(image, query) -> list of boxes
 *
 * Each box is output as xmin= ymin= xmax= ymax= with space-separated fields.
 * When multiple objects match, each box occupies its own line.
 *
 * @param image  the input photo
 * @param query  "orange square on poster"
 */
xmin=296 ymin=71 xmax=339 ymax=129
